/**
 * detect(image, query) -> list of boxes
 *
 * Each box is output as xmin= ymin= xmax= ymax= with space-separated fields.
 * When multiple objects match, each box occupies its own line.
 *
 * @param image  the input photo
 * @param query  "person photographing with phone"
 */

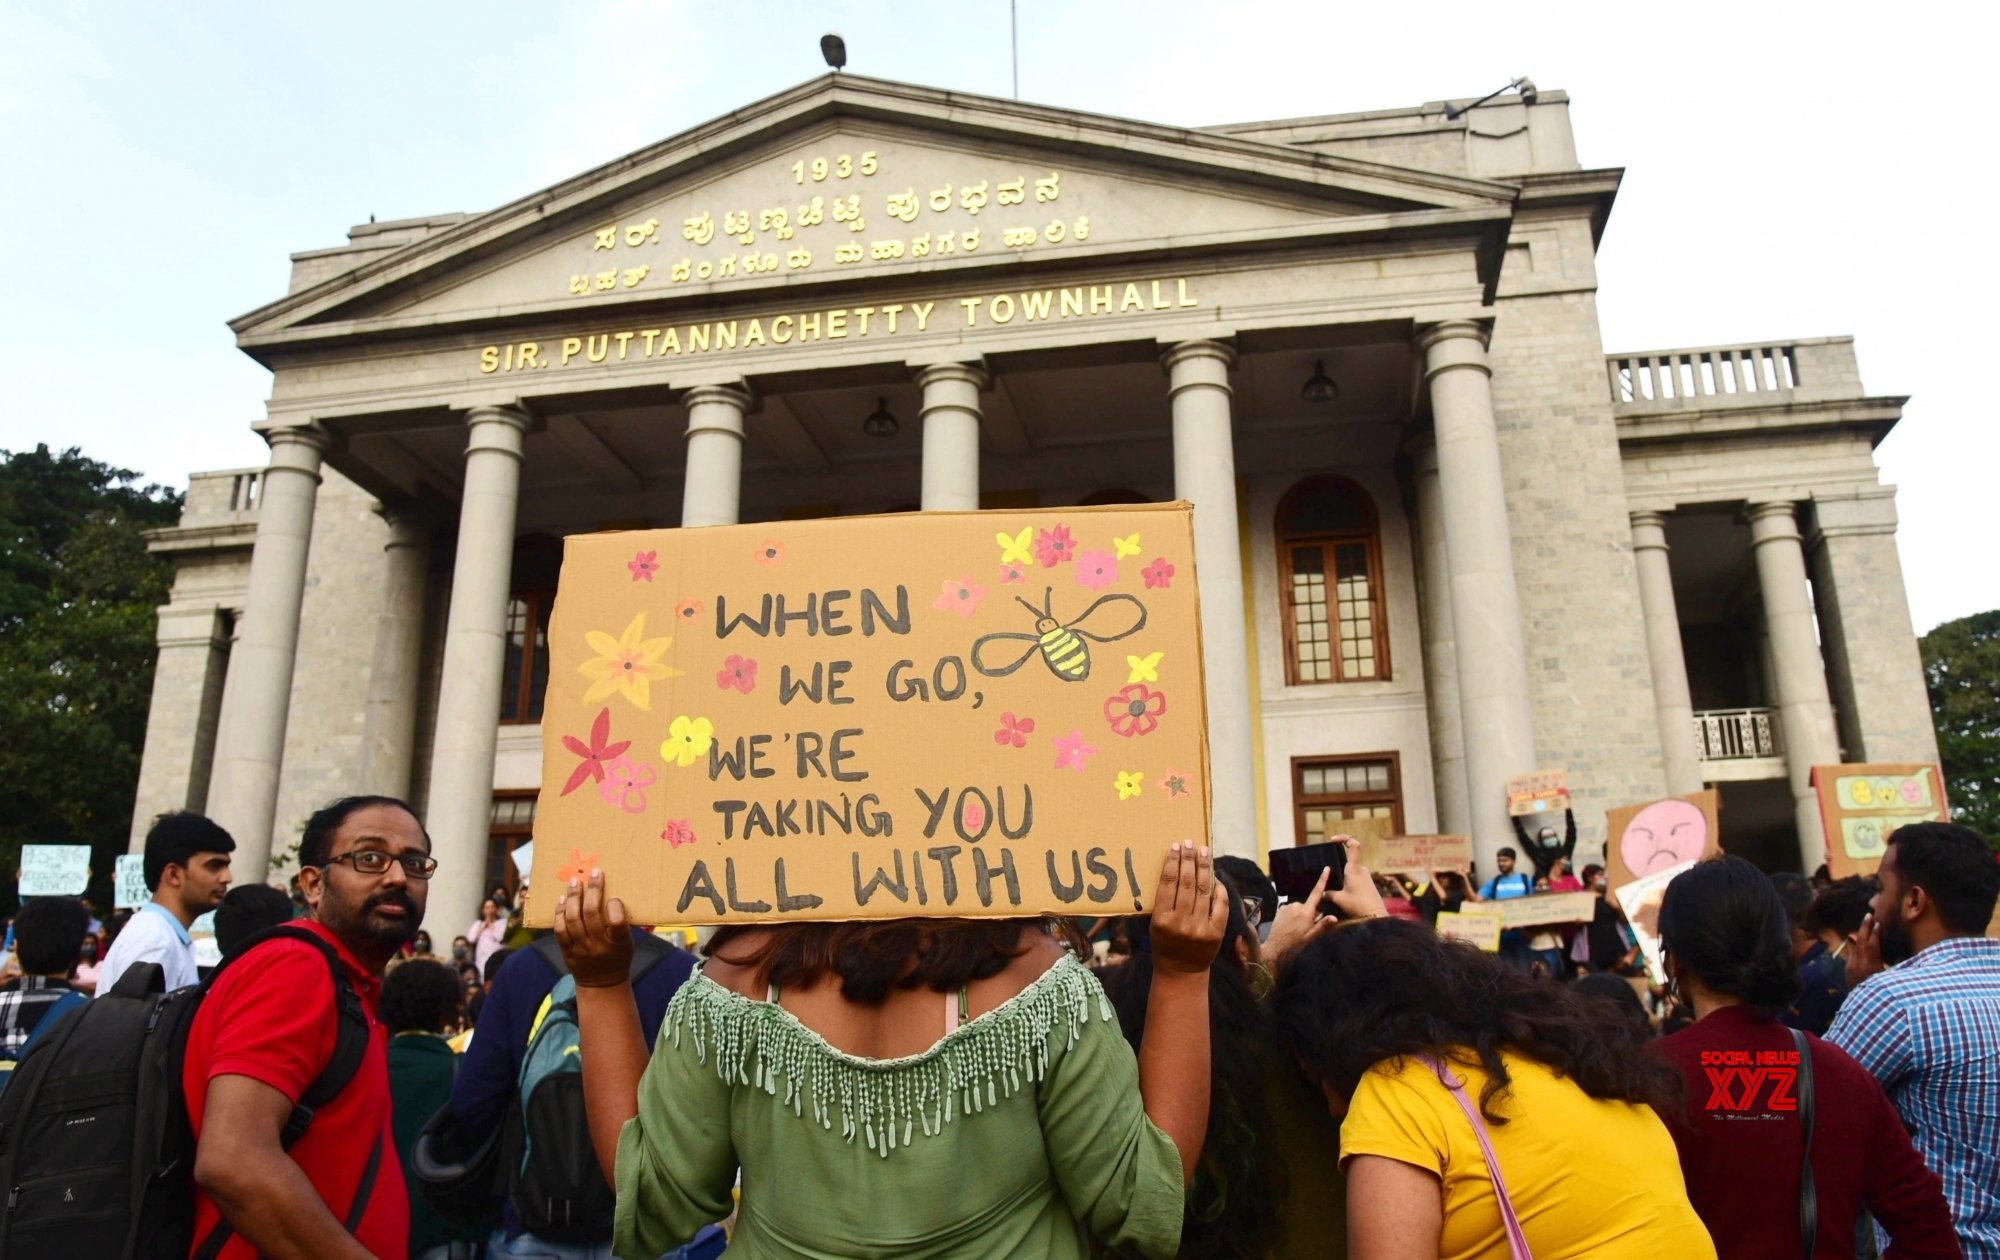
xmin=554 ymin=842 xmax=1227 ymax=1259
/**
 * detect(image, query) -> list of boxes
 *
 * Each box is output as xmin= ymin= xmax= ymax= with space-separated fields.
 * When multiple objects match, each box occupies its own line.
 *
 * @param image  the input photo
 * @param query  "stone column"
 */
xmin=1748 ymin=501 xmax=1843 ymax=869
xmin=129 ymin=606 xmax=234 ymax=849
xmin=681 ymin=385 xmax=751 ymax=527
xmin=1419 ymin=322 xmax=1538 ymax=872
xmin=1629 ymin=511 xmax=1706 ymax=795
xmin=360 ymin=508 xmax=431 ymax=798
xmin=1806 ymin=491 xmax=1939 ymax=765
xmin=1412 ymin=443 xmax=1471 ymax=835
xmin=1164 ymin=341 xmax=1255 ymax=858
xmin=917 ymin=363 xmax=987 ymax=511
xmin=205 ymin=425 xmax=328 ymax=877
xmin=425 ymin=405 xmax=531 ymax=936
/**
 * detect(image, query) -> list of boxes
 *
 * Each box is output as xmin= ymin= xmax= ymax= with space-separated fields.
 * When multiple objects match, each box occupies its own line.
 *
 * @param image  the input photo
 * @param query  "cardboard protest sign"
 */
xmin=1365 ymin=834 xmax=1471 ymax=877
xmin=17 ymin=845 xmax=90 ymax=898
xmin=1605 ymin=789 xmax=1720 ymax=891
xmin=1811 ymin=764 xmax=1944 ymax=879
xmin=1437 ymin=909 xmax=1502 ymax=951
xmin=114 ymin=853 xmax=149 ymax=910
xmin=1491 ymin=890 xmax=1597 ymax=929
xmin=527 ymin=505 xmax=1209 ymax=926
xmin=1612 ymin=859 xmax=1693 ymax=985
xmin=1506 ymin=769 xmax=1569 ymax=818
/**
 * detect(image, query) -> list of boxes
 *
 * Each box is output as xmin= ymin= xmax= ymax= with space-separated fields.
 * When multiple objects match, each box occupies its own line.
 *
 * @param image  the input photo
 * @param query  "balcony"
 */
xmin=145 ymin=468 xmax=263 ymax=558
xmin=1693 ymin=707 xmax=1786 ymax=781
xmin=1606 ymin=338 xmax=1869 ymax=416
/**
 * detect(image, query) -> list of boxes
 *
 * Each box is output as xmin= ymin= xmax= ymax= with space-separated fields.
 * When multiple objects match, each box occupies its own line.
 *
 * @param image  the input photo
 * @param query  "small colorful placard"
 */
xmin=1491 ymin=890 xmax=1598 ymax=929
xmin=114 ymin=853 xmax=149 ymax=909
xmin=1605 ymin=789 xmax=1721 ymax=891
xmin=1613 ymin=859 xmax=1695 ymax=985
xmin=17 ymin=845 xmax=90 ymax=898
xmin=1810 ymin=764 xmax=1944 ymax=879
xmin=1505 ymin=769 xmax=1570 ymax=818
xmin=1437 ymin=909 xmax=1502 ymax=951
xmin=526 ymin=504 xmax=1209 ymax=925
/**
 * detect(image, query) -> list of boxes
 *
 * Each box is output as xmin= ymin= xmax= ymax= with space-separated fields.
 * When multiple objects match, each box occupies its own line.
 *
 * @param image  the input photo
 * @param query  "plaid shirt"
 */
xmin=0 ymin=975 xmax=77 ymax=1058
xmin=1826 ymin=935 xmax=2000 ymax=1259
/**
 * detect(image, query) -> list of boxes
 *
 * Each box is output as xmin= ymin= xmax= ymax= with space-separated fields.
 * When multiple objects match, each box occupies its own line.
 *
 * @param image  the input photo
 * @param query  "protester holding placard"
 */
xmin=1273 ymin=905 xmax=1713 ymax=1258
xmin=1649 ymin=856 xmax=1958 ymax=1260
xmin=94 ymin=811 xmax=235 ymax=995
xmin=556 ymin=842 xmax=1224 ymax=1260
xmin=1478 ymin=847 xmax=1537 ymax=970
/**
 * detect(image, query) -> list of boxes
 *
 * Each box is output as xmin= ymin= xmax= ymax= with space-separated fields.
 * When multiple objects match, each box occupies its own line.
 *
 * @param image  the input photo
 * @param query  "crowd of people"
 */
xmin=0 ymin=798 xmax=1994 ymax=1260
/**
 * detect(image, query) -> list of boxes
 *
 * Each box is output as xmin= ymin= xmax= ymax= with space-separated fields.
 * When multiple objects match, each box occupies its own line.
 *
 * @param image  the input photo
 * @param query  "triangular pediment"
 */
xmin=235 ymin=75 xmax=1517 ymax=346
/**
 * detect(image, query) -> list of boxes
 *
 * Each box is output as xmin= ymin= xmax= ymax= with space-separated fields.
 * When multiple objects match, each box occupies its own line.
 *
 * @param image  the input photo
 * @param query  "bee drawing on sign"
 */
xmin=971 ymin=588 xmax=1147 ymax=683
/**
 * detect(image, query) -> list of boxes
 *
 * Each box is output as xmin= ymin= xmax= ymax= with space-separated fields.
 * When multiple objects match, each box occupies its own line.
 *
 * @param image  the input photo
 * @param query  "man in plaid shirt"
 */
xmin=0 ymin=896 xmax=92 ymax=1061
xmin=1827 ymin=822 xmax=2000 ymax=1260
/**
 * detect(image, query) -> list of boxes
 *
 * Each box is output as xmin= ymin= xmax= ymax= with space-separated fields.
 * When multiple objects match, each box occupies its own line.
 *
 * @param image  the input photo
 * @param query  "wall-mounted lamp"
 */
xmin=1300 ymin=359 xmax=1340 ymax=404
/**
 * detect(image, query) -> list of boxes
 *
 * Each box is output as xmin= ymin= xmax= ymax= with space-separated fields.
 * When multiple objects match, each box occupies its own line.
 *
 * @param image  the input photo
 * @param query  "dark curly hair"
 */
xmin=1657 ymin=856 xmax=1801 ymax=1017
xmin=1805 ymin=876 xmax=1875 ymax=939
xmin=1272 ymin=918 xmax=1680 ymax=1124
xmin=706 ymin=919 xmax=1035 ymax=1005
xmin=381 ymin=957 xmax=463 ymax=1035
xmin=1098 ymin=871 xmax=1280 ymax=1260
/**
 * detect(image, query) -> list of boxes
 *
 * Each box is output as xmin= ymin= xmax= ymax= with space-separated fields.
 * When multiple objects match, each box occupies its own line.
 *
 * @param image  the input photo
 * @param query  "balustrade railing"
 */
xmin=1609 ymin=344 xmax=1798 ymax=407
xmin=1693 ymin=707 xmax=1781 ymax=761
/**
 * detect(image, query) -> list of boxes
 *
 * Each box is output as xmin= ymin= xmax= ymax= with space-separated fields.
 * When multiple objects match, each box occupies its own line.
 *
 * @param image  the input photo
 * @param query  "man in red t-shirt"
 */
xmin=184 ymin=794 xmax=435 ymax=1259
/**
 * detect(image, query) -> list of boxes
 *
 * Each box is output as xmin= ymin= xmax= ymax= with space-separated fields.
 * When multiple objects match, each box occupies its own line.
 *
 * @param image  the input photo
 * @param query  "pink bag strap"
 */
xmin=1418 ymin=1055 xmax=1534 ymax=1260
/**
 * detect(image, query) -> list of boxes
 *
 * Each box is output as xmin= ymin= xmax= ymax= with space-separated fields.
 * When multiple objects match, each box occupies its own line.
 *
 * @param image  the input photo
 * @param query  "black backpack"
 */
xmin=509 ymin=933 xmax=673 ymax=1241
xmin=0 ymin=925 xmax=375 ymax=1260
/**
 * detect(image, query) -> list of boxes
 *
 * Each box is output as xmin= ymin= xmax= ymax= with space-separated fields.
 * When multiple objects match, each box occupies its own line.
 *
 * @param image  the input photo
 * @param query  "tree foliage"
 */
xmin=1921 ymin=610 xmax=2000 ymax=850
xmin=0 ymin=446 xmax=182 ymax=912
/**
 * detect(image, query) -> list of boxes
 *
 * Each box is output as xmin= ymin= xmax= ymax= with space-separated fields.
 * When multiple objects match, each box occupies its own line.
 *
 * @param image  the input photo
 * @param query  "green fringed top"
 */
xmin=613 ymin=952 xmax=1184 ymax=1260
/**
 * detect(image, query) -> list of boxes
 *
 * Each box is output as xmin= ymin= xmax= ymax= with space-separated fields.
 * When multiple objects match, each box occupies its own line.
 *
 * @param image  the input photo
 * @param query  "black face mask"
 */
xmin=453 ymin=945 xmax=471 ymax=962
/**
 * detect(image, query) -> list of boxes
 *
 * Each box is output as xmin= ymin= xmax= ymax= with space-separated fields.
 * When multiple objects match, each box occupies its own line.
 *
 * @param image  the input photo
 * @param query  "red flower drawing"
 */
xmin=660 ymin=819 xmax=697 ymax=849
xmin=933 ymin=577 xmax=987 ymax=619
xmin=559 ymin=708 xmax=632 ymax=796
xmin=994 ymin=712 xmax=1036 ymax=748
xmin=628 ymin=550 xmax=660 ymax=582
xmin=1104 ymin=683 xmax=1168 ymax=738
xmin=1142 ymin=557 xmax=1175 ymax=589
xmin=1034 ymin=524 xmax=1076 ymax=567
xmin=716 ymin=654 xmax=758 ymax=694
xmin=1074 ymin=548 xmax=1117 ymax=590
xmin=557 ymin=847 xmax=601 ymax=884
xmin=999 ymin=561 xmax=1026 ymax=586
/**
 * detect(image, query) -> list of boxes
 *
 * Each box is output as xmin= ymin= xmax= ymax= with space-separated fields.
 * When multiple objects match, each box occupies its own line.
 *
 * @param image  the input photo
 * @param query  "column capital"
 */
xmin=464 ymin=402 xmax=534 ymax=432
xmin=373 ymin=503 xmax=433 ymax=544
xmin=1747 ymin=500 xmax=1803 ymax=545
xmin=1417 ymin=320 xmax=1492 ymax=381
xmin=914 ymin=361 xmax=990 ymax=393
xmin=1629 ymin=510 xmax=1671 ymax=549
xmin=1808 ymin=490 xmax=1900 ymax=543
xmin=1161 ymin=339 xmax=1236 ymax=377
xmin=261 ymin=423 xmax=332 ymax=455
xmin=683 ymin=383 xmax=754 ymax=412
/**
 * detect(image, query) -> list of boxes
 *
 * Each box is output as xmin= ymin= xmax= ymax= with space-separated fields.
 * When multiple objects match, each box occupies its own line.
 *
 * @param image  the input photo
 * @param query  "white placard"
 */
xmin=115 ymin=853 xmax=150 ymax=909
xmin=1612 ymin=859 xmax=1696 ymax=985
xmin=510 ymin=840 xmax=535 ymax=880
xmin=189 ymin=910 xmax=221 ymax=969
xmin=18 ymin=845 xmax=91 ymax=897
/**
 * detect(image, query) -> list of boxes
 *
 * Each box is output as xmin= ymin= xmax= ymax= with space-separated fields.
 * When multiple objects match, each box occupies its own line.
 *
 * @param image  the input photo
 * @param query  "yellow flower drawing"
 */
xmin=1115 ymin=770 xmax=1145 ymax=800
xmin=996 ymin=527 xmax=1035 ymax=567
xmin=1125 ymin=651 xmax=1163 ymax=684
xmin=579 ymin=614 xmax=681 ymax=710
xmin=661 ymin=715 xmax=715 ymax=768
xmin=1112 ymin=532 xmax=1142 ymax=559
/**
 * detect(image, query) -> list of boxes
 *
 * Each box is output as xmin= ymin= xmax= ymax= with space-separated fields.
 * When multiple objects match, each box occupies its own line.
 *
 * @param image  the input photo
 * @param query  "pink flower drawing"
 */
xmin=660 ymin=819 xmax=697 ymax=849
xmin=1034 ymin=524 xmax=1077 ymax=567
xmin=999 ymin=561 xmax=1026 ymax=586
xmin=597 ymin=755 xmax=656 ymax=814
xmin=1142 ymin=557 xmax=1175 ymax=589
xmin=933 ymin=576 xmax=987 ymax=619
xmin=1104 ymin=683 xmax=1168 ymax=738
xmin=1074 ymin=548 xmax=1117 ymax=590
xmin=994 ymin=712 xmax=1036 ymax=748
xmin=559 ymin=708 xmax=631 ymax=796
xmin=627 ymin=550 xmax=660 ymax=582
xmin=716 ymin=654 xmax=758 ymax=694
xmin=1053 ymin=728 xmax=1098 ymax=772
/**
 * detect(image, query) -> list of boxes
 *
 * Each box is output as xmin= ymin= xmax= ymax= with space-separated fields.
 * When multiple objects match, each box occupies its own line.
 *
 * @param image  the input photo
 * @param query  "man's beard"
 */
xmin=325 ymin=886 xmax=423 ymax=946
xmin=1878 ymin=913 xmax=1915 ymax=966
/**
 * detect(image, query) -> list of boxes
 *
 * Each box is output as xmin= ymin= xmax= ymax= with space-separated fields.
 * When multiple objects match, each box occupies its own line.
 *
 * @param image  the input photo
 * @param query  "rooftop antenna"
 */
xmin=1011 ymin=1 xmax=1019 ymax=99
xmin=1443 ymin=76 xmax=1537 ymax=120
xmin=820 ymin=33 xmax=847 ymax=72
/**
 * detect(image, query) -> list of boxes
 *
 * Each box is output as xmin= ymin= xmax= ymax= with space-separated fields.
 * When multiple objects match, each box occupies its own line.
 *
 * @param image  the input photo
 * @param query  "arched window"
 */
xmin=1276 ymin=476 xmax=1389 ymax=684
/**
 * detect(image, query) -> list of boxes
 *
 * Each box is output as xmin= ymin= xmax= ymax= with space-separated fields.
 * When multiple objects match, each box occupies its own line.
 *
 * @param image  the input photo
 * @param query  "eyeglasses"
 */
xmin=1241 ymin=896 xmax=1264 ymax=928
xmin=323 ymin=850 xmax=438 ymax=879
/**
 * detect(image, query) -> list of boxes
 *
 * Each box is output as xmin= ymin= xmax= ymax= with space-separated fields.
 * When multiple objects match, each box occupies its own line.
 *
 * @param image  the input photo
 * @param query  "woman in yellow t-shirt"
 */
xmin=1272 ymin=913 xmax=1715 ymax=1260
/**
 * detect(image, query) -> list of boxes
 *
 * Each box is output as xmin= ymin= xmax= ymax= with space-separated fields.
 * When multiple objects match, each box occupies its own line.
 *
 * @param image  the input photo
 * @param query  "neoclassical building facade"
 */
xmin=131 ymin=76 xmax=1938 ymax=931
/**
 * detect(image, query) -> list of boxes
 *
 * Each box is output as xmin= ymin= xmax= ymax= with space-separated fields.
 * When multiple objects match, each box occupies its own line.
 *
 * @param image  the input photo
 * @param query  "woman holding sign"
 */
xmin=555 ymin=842 xmax=1226 ymax=1259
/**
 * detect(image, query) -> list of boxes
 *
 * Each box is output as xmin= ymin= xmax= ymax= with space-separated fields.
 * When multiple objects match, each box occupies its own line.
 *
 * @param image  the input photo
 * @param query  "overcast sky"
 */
xmin=2 ymin=0 xmax=1992 ymax=632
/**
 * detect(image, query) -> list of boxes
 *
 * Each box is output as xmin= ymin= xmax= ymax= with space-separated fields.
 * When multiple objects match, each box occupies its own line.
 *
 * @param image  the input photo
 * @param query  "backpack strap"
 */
xmin=1790 ymin=1028 xmax=1817 ymax=1259
xmin=189 ymin=925 xmax=378 ymax=1259
xmin=531 ymin=929 xmax=676 ymax=988
xmin=1420 ymin=1056 xmax=1534 ymax=1260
